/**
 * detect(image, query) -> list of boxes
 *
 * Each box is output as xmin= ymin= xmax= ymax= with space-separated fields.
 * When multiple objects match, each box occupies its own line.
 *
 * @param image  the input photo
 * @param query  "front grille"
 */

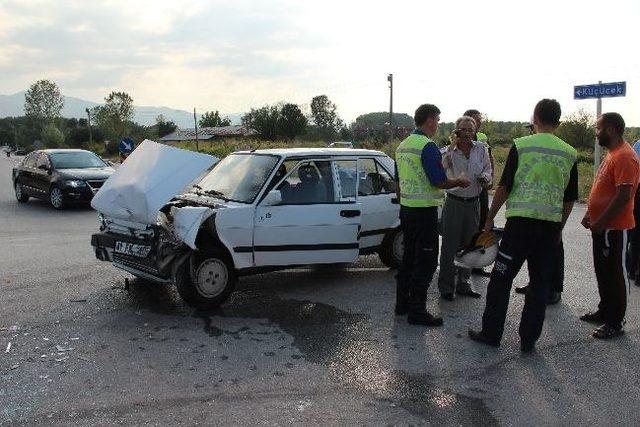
xmin=87 ymin=180 xmax=105 ymax=190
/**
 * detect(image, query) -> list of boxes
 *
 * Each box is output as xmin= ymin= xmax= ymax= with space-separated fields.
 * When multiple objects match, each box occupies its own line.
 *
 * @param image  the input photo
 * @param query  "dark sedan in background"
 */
xmin=12 ymin=149 xmax=115 ymax=209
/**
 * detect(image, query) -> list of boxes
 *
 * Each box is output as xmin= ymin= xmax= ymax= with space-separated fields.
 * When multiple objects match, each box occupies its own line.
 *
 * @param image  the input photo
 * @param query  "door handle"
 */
xmin=340 ymin=209 xmax=361 ymax=218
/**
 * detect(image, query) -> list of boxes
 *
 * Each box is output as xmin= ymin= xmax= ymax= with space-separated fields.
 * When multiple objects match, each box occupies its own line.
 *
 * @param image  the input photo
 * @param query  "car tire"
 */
xmin=49 ymin=185 xmax=65 ymax=210
xmin=175 ymin=249 xmax=236 ymax=309
xmin=14 ymin=182 xmax=29 ymax=203
xmin=378 ymin=227 xmax=403 ymax=269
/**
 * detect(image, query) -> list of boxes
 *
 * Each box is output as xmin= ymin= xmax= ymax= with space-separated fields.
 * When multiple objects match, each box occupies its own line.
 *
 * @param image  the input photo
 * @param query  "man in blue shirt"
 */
xmin=395 ymin=104 xmax=470 ymax=326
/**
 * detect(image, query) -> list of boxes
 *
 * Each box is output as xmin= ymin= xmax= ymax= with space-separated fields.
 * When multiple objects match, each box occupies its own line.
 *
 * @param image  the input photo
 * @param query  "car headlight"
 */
xmin=66 ymin=180 xmax=86 ymax=188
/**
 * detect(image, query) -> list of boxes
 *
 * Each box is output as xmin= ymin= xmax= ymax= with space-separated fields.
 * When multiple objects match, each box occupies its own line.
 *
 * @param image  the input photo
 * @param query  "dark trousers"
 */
xmin=396 ymin=206 xmax=439 ymax=314
xmin=481 ymin=220 xmax=559 ymax=344
xmin=479 ymin=188 xmax=489 ymax=231
xmin=626 ymin=189 xmax=640 ymax=280
xmin=551 ymin=241 xmax=564 ymax=293
xmin=593 ymin=230 xmax=629 ymax=328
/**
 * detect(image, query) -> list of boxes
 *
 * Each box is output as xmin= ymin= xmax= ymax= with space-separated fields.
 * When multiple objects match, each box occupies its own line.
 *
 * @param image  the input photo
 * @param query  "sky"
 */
xmin=1 ymin=0 xmax=639 ymax=125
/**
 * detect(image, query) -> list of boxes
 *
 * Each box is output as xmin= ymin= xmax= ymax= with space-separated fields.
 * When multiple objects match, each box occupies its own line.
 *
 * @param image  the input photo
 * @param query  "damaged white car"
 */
xmin=91 ymin=140 xmax=402 ymax=309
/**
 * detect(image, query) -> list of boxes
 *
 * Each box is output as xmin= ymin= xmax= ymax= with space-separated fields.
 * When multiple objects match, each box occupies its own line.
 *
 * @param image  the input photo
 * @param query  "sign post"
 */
xmin=574 ymin=81 xmax=626 ymax=174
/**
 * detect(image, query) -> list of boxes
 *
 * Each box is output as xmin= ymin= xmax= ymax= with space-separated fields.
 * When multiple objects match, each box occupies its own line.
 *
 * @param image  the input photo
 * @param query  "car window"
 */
xmin=49 ymin=151 xmax=106 ymax=169
xmin=277 ymin=160 xmax=334 ymax=204
xmin=335 ymin=160 xmax=357 ymax=200
xmin=357 ymin=158 xmax=395 ymax=196
xmin=23 ymin=153 xmax=37 ymax=168
xmin=35 ymin=153 xmax=50 ymax=169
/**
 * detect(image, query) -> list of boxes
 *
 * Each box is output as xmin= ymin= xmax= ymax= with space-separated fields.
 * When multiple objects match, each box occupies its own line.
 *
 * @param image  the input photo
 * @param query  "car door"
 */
xmin=253 ymin=159 xmax=361 ymax=266
xmin=18 ymin=153 xmax=38 ymax=196
xmin=33 ymin=153 xmax=52 ymax=196
xmin=356 ymin=157 xmax=400 ymax=250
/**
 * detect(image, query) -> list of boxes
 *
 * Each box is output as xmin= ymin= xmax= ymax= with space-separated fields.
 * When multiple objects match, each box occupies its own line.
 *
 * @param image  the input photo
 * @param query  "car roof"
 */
xmin=234 ymin=147 xmax=389 ymax=158
xmin=39 ymin=149 xmax=95 ymax=154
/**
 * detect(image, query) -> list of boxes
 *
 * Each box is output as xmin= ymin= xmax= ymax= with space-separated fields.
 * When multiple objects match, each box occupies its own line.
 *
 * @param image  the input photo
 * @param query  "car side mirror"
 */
xmin=262 ymin=190 xmax=282 ymax=206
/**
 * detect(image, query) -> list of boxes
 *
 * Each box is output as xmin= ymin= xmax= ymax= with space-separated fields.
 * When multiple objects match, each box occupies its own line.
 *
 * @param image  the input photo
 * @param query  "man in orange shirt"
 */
xmin=581 ymin=112 xmax=640 ymax=339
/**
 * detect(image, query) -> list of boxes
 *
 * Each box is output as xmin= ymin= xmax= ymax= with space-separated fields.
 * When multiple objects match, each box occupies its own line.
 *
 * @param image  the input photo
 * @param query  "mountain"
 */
xmin=0 ymin=91 xmax=241 ymax=128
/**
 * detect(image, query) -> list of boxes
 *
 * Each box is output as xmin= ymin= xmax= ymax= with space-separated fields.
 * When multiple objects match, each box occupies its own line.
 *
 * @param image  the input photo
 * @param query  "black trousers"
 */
xmin=593 ymin=230 xmax=629 ymax=328
xmin=626 ymin=189 xmax=640 ymax=279
xmin=481 ymin=219 xmax=559 ymax=344
xmin=551 ymin=241 xmax=564 ymax=293
xmin=396 ymin=206 xmax=439 ymax=314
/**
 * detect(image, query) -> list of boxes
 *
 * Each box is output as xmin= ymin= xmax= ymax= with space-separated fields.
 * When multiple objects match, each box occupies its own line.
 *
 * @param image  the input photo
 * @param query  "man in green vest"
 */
xmin=463 ymin=109 xmax=495 ymax=277
xmin=468 ymin=99 xmax=578 ymax=352
xmin=395 ymin=104 xmax=470 ymax=326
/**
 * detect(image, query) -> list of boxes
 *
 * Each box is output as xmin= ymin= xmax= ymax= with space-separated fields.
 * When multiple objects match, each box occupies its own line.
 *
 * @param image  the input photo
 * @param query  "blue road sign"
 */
xmin=574 ymin=82 xmax=626 ymax=100
xmin=118 ymin=137 xmax=135 ymax=154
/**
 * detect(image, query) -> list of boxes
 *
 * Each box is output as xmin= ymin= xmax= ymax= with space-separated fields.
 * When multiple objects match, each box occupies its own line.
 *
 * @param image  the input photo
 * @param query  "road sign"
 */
xmin=574 ymin=81 xmax=626 ymax=99
xmin=118 ymin=138 xmax=135 ymax=154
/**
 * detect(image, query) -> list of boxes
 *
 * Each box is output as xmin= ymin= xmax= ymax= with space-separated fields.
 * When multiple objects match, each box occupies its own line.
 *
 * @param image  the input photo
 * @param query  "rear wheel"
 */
xmin=49 ymin=185 xmax=64 ymax=210
xmin=175 ymin=249 xmax=236 ymax=309
xmin=378 ymin=227 xmax=403 ymax=269
xmin=14 ymin=182 xmax=29 ymax=203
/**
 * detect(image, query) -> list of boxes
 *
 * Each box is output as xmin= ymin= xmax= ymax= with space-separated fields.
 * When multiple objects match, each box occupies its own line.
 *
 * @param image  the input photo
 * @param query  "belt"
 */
xmin=447 ymin=193 xmax=479 ymax=202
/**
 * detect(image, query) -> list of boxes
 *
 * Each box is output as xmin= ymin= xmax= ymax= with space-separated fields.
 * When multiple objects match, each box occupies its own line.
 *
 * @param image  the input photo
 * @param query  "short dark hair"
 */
xmin=601 ymin=112 xmax=625 ymax=136
xmin=463 ymin=109 xmax=480 ymax=117
xmin=414 ymin=104 xmax=441 ymax=126
xmin=533 ymin=99 xmax=561 ymax=126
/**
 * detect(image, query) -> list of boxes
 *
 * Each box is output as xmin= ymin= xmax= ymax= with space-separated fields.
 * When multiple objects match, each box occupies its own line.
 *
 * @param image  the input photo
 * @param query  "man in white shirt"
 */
xmin=438 ymin=116 xmax=492 ymax=300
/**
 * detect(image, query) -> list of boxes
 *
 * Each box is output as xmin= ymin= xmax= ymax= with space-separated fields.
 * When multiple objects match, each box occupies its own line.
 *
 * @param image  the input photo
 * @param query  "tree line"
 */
xmin=2 ymin=79 xmax=639 ymax=155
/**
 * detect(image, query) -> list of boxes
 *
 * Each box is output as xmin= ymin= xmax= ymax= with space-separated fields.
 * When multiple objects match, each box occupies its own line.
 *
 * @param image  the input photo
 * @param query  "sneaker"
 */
xmin=515 ymin=285 xmax=530 ymax=295
xmin=580 ymin=311 xmax=604 ymax=323
xmin=468 ymin=329 xmax=500 ymax=347
xmin=407 ymin=311 xmax=443 ymax=327
xmin=592 ymin=324 xmax=624 ymax=340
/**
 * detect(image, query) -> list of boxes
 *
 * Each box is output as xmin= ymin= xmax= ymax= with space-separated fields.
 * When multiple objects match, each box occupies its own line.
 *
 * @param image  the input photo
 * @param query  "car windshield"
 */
xmin=195 ymin=153 xmax=279 ymax=203
xmin=49 ymin=152 xmax=107 ymax=169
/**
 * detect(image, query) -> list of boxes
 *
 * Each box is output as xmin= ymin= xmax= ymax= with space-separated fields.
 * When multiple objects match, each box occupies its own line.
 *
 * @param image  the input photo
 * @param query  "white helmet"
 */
xmin=454 ymin=231 xmax=500 ymax=269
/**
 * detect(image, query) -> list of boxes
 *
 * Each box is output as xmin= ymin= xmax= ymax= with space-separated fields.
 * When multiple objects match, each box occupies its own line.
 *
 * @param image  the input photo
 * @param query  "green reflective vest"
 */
xmin=476 ymin=132 xmax=488 ymax=143
xmin=395 ymin=133 xmax=443 ymax=208
xmin=506 ymin=133 xmax=577 ymax=222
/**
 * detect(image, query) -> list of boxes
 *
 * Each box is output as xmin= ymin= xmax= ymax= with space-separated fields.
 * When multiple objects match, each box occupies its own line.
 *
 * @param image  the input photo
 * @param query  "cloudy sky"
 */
xmin=1 ymin=0 xmax=639 ymax=124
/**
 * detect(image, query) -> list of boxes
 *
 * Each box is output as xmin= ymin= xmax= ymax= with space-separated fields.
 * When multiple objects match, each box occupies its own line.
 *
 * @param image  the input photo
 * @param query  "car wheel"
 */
xmin=49 ymin=185 xmax=64 ymax=210
xmin=378 ymin=227 xmax=403 ymax=269
xmin=175 ymin=249 xmax=236 ymax=309
xmin=14 ymin=182 xmax=29 ymax=203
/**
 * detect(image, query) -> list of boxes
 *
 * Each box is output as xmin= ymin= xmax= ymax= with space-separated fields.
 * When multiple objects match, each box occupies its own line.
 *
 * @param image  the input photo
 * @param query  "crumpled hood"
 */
xmin=91 ymin=139 xmax=218 ymax=225
xmin=58 ymin=167 xmax=114 ymax=181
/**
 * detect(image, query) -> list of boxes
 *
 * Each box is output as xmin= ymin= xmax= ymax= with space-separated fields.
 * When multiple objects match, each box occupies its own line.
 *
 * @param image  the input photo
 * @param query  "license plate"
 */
xmin=114 ymin=241 xmax=151 ymax=258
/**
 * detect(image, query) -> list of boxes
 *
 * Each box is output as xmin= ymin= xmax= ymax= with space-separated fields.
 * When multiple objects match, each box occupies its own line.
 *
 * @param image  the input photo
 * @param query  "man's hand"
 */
xmin=484 ymin=218 xmax=494 ymax=232
xmin=456 ymin=177 xmax=471 ymax=188
xmin=581 ymin=213 xmax=591 ymax=229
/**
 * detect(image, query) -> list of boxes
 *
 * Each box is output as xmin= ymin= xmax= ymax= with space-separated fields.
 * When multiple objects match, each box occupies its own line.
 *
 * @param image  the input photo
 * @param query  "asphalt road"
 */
xmin=2 ymin=154 xmax=640 ymax=426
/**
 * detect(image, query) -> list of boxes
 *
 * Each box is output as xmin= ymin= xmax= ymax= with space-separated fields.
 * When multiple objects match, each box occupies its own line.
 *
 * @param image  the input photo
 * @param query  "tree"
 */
xmin=93 ymin=91 xmax=134 ymax=144
xmin=556 ymin=109 xmax=595 ymax=149
xmin=155 ymin=115 xmax=177 ymax=137
xmin=277 ymin=103 xmax=307 ymax=140
xmin=242 ymin=105 xmax=280 ymax=140
xmin=41 ymin=123 xmax=65 ymax=148
xmin=310 ymin=95 xmax=341 ymax=140
xmin=199 ymin=110 xmax=231 ymax=127
xmin=24 ymin=79 xmax=64 ymax=125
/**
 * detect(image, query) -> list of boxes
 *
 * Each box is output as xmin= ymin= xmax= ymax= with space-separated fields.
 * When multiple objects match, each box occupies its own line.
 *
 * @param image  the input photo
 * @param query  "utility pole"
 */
xmin=193 ymin=108 xmax=200 ymax=152
xmin=85 ymin=108 xmax=93 ymax=145
xmin=594 ymin=80 xmax=602 ymax=175
xmin=387 ymin=73 xmax=393 ymax=141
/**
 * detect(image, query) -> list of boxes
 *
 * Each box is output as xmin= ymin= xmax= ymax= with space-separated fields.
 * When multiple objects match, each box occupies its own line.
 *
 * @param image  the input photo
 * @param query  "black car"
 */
xmin=12 ymin=149 xmax=115 ymax=209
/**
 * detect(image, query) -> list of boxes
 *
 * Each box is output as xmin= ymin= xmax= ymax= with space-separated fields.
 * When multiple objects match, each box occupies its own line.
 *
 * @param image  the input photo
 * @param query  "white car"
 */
xmin=91 ymin=141 xmax=402 ymax=309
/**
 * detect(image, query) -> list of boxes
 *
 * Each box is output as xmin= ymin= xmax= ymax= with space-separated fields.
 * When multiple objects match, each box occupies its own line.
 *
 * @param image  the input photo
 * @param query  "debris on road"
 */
xmin=69 ymin=299 xmax=87 ymax=303
xmin=77 ymin=356 xmax=90 ymax=362
xmin=55 ymin=356 xmax=69 ymax=362
xmin=55 ymin=345 xmax=74 ymax=352
xmin=9 ymin=364 xmax=19 ymax=370
xmin=5 ymin=342 xmax=11 ymax=353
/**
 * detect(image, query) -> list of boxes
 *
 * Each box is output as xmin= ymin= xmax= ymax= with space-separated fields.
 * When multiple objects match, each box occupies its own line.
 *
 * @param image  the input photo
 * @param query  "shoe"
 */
xmin=394 ymin=305 xmax=408 ymax=315
xmin=546 ymin=292 xmax=562 ymax=305
xmin=520 ymin=341 xmax=535 ymax=353
xmin=580 ymin=310 xmax=604 ymax=323
xmin=468 ymin=329 xmax=500 ymax=347
xmin=592 ymin=324 xmax=624 ymax=340
xmin=456 ymin=288 xmax=482 ymax=298
xmin=515 ymin=285 xmax=529 ymax=295
xmin=472 ymin=268 xmax=492 ymax=278
xmin=407 ymin=311 xmax=443 ymax=327
xmin=440 ymin=293 xmax=455 ymax=302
